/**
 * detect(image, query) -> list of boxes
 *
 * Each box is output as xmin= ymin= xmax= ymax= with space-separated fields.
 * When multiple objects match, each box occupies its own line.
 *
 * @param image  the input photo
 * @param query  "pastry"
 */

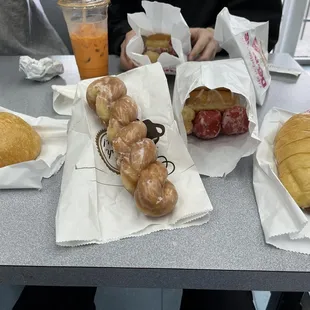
xmin=87 ymin=77 xmax=178 ymax=217
xmin=86 ymin=76 xmax=127 ymax=125
xmin=0 ymin=112 xmax=41 ymax=168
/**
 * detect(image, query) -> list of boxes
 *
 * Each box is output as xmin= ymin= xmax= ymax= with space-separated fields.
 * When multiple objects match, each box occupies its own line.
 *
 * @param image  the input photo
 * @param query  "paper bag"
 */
xmin=173 ymin=59 xmax=260 ymax=177
xmin=253 ymin=108 xmax=310 ymax=254
xmin=52 ymin=84 xmax=77 ymax=116
xmin=126 ymin=1 xmax=191 ymax=75
xmin=0 ymin=107 xmax=68 ymax=189
xmin=56 ymin=63 xmax=213 ymax=246
xmin=214 ymin=7 xmax=271 ymax=106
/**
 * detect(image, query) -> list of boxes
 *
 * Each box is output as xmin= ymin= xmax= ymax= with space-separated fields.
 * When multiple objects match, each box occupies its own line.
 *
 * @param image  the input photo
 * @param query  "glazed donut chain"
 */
xmin=87 ymin=76 xmax=178 ymax=217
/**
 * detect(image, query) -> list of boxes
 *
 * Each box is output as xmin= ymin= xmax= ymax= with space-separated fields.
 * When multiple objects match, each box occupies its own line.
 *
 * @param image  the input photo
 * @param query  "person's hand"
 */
xmin=189 ymin=28 xmax=221 ymax=61
xmin=120 ymin=30 xmax=136 ymax=71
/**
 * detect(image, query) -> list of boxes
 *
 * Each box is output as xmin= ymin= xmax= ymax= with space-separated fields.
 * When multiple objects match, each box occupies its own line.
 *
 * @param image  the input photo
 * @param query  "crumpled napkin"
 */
xmin=19 ymin=56 xmax=64 ymax=82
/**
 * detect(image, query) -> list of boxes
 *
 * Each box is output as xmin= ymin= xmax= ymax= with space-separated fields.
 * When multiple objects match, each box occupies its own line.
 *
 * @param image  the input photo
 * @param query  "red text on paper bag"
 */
xmin=243 ymin=32 xmax=268 ymax=89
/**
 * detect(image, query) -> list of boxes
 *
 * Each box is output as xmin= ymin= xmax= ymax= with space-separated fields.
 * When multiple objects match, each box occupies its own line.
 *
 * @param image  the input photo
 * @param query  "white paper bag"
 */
xmin=173 ymin=59 xmax=260 ymax=177
xmin=52 ymin=84 xmax=77 ymax=116
xmin=126 ymin=1 xmax=191 ymax=75
xmin=56 ymin=63 xmax=212 ymax=246
xmin=253 ymin=108 xmax=310 ymax=254
xmin=214 ymin=7 xmax=270 ymax=106
xmin=0 ymin=107 xmax=68 ymax=189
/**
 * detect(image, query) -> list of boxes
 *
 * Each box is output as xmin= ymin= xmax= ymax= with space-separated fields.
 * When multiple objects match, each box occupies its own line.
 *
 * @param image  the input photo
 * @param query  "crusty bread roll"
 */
xmin=185 ymin=87 xmax=240 ymax=112
xmin=87 ymin=77 xmax=178 ymax=217
xmin=274 ymin=113 xmax=310 ymax=208
xmin=0 ymin=112 xmax=41 ymax=168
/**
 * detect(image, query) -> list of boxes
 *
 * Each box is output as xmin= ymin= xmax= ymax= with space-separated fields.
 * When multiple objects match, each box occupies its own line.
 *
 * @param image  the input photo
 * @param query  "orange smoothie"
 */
xmin=70 ymin=24 xmax=108 ymax=79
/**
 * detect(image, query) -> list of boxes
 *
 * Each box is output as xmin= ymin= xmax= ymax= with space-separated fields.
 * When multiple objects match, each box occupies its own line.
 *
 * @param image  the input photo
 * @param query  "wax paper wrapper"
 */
xmin=173 ymin=59 xmax=260 ymax=177
xmin=56 ymin=63 xmax=212 ymax=246
xmin=253 ymin=108 xmax=310 ymax=254
xmin=19 ymin=56 xmax=64 ymax=82
xmin=126 ymin=1 xmax=191 ymax=75
xmin=214 ymin=7 xmax=270 ymax=106
xmin=0 ymin=107 xmax=68 ymax=189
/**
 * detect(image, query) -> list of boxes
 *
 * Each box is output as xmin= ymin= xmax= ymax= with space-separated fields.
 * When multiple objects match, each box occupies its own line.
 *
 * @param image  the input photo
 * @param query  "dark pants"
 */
xmin=13 ymin=286 xmax=97 ymax=310
xmin=180 ymin=289 xmax=256 ymax=310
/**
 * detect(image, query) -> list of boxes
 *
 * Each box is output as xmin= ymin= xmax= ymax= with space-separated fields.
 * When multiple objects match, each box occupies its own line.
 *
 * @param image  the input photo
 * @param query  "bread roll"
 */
xmin=0 ymin=112 xmax=41 ymax=168
xmin=185 ymin=87 xmax=240 ymax=112
xmin=274 ymin=113 xmax=310 ymax=208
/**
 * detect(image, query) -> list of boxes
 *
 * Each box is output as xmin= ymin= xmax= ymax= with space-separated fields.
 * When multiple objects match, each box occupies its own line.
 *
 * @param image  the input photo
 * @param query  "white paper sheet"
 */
xmin=0 ymin=107 xmax=68 ymax=189
xmin=173 ymin=59 xmax=260 ymax=177
xmin=56 ymin=63 xmax=213 ymax=246
xmin=253 ymin=108 xmax=310 ymax=254
xmin=214 ymin=7 xmax=270 ymax=106
xmin=126 ymin=1 xmax=191 ymax=75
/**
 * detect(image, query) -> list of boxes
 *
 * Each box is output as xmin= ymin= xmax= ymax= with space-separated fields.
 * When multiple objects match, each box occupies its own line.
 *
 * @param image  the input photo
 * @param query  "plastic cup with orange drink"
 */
xmin=58 ymin=0 xmax=110 ymax=79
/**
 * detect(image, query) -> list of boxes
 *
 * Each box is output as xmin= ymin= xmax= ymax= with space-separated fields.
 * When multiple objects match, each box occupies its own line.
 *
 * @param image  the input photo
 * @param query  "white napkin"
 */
xmin=126 ymin=1 xmax=191 ymax=75
xmin=56 ymin=63 xmax=212 ymax=246
xmin=173 ymin=59 xmax=260 ymax=177
xmin=19 ymin=56 xmax=64 ymax=82
xmin=0 ymin=107 xmax=68 ymax=189
xmin=214 ymin=7 xmax=270 ymax=106
xmin=51 ymin=85 xmax=77 ymax=116
xmin=253 ymin=108 xmax=310 ymax=254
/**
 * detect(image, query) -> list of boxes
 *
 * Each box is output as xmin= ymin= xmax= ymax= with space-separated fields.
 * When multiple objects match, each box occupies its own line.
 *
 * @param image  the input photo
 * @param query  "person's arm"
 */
xmin=220 ymin=0 xmax=283 ymax=51
xmin=108 ymin=0 xmax=142 ymax=55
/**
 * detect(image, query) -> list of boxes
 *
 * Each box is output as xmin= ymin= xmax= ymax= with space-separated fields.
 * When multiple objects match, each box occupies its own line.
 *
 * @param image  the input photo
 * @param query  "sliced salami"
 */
xmin=193 ymin=110 xmax=222 ymax=139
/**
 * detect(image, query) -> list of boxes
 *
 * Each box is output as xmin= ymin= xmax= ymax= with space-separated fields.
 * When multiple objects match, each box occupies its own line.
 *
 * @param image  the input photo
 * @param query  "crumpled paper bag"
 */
xmin=0 ymin=106 xmax=68 ymax=189
xmin=173 ymin=59 xmax=260 ymax=177
xmin=214 ymin=7 xmax=270 ymax=106
xmin=56 ymin=63 xmax=213 ymax=246
xmin=126 ymin=1 xmax=191 ymax=75
xmin=19 ymin=56 xmax=64 ymax=82
xmin=253 ymin=108 xmax=310 ymax=254
xmin=51 ymin=84 xmax=77 ymax=116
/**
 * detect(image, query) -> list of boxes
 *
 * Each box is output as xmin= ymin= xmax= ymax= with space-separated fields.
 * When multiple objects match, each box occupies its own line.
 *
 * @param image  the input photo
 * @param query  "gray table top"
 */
xmin=1 ymin=54 xmax=310 ymax=291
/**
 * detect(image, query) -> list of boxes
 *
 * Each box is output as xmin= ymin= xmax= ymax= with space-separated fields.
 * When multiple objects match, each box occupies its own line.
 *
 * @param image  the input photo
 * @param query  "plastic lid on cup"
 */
xmin=58 ymin=0 xmax=110 ymax=8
